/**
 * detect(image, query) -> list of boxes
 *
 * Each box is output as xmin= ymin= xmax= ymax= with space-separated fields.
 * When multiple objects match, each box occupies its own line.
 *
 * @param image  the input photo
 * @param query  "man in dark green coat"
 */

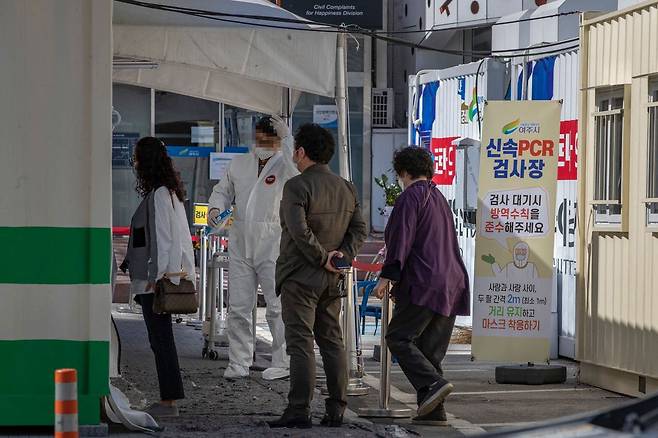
xmin=268 ymin=124 xmax=367 ymax=429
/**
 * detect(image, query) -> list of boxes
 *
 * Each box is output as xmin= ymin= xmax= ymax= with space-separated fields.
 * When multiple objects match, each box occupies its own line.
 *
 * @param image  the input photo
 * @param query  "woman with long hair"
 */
xmin=122 ymin=136 xmax=195 ymax=417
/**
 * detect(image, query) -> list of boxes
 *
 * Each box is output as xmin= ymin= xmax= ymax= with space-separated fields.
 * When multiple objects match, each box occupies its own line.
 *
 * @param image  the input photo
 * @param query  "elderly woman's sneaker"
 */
xmin=412 ymin=404 xmax=447 ymax=426
xmin=417 ymin=378 xmax=454 ymax=417
xmin=145 ymin=403 xmax=179 ymax=418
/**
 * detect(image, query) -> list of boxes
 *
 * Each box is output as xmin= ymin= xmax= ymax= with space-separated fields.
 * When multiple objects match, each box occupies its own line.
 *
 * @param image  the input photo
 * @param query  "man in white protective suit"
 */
xmin=207 ymin=116 xmax=298 ymax=380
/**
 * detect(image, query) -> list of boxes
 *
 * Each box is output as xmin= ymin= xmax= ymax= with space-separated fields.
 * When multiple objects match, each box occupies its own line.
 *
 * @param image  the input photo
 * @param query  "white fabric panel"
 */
xmin=113 ymin=61 xmax=285 ymax=115
xmin=290 ymin=90 xmax=303 ymax=113
xmin=113 ymin=0 xmax=306 ymax=29
xmin=113 ymin=25 xmax=337 ymax=99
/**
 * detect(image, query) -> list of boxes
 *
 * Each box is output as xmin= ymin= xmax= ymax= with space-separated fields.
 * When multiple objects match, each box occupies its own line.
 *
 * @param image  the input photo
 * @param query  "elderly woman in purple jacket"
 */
xmin=373 ymin=147 xmax=470 ymax=425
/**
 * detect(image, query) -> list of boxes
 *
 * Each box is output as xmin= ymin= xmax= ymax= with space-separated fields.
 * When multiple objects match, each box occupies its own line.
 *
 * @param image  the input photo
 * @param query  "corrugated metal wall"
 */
xmin=586 ymin=3 xmax=658 ymax=88
xmin=580 ymin=1 xmax=658 ymax=384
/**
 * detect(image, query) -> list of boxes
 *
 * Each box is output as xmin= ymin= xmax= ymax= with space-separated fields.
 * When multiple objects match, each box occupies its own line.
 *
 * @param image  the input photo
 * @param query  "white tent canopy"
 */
xmin=112 ymin=0 xmax=338 ymax=116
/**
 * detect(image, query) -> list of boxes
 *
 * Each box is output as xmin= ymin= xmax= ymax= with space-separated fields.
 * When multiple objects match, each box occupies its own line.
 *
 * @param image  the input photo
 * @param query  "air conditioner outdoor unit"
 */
xmin=372 ymin=88 xmax=394 ymax=128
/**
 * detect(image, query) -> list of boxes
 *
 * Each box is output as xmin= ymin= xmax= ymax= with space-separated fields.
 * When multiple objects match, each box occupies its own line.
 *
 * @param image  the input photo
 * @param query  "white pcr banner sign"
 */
xmin=472 ymin=100 xmax=561 ymax=363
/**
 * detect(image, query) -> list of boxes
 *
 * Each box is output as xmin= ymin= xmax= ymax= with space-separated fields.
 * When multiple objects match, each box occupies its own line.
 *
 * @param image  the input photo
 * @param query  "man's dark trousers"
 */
xmin=386 ymin=298 xmax=455 ymax=403
xmin=281 ymin=280 xmax=347 ymax=416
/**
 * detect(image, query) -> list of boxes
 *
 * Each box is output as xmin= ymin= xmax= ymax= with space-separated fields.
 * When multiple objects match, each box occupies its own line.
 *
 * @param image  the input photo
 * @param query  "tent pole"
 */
xmin=282 ymin=87 xmax=291 ymax=122
xmin=335 ymin=31 xmax=371 ymax=398
xmin=336 ymin=32 xmax=351 ymax=182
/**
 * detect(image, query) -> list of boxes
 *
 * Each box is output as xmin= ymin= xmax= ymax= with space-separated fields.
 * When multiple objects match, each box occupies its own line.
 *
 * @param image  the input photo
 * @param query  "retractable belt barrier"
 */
xmin=351 ymin=260 xmax=383 ymax=273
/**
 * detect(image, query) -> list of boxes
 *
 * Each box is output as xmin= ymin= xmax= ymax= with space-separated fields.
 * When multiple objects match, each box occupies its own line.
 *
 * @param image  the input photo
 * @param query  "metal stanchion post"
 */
xmin=343 ymin=269 xmax=357 ymax=371
xmin=189 ymin=229 xmax=208 ymax=329
xmin=216 ymin=248 xmax=229 ymax=346
xmin=217 ymin=244 xmax=227 ymax=336
xmin=335 ymin=269 xmax=369 ymax=396
xmin=199 ymin=229 xmax=208 ymax=322
xmin=201 ymin=235 xmax=216 ymax=356
xmin=358 ymin=285 xmax=412 ymax=418
xmin=353 ymin=286 xmax=366 ymax=381
xmin=205 ymin=252 xmax=219 ymax=360
xmin=205 ymin=235 xmax=219 ymax=323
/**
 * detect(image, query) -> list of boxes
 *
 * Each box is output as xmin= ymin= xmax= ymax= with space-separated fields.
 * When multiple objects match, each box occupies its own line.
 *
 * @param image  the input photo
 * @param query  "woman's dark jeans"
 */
xmin=136 ymin=293 xmax=185 ymax=401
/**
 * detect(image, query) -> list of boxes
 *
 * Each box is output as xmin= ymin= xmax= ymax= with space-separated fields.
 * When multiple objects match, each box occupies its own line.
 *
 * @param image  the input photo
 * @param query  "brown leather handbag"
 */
xmin=153 ymin=272 xmax=199 ymax=315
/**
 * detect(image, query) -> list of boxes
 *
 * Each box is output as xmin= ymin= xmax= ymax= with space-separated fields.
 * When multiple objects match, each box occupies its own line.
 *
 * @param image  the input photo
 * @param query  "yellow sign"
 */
xmin=193 ymin=203 xmax=209 ymax=227
xmin=472 ymin=101 xmax=561 ymax=363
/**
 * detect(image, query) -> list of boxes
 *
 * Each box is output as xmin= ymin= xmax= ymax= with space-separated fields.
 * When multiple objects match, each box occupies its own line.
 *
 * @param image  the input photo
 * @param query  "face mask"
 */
xmin=255 ymin=147 xmax=276 ymax=160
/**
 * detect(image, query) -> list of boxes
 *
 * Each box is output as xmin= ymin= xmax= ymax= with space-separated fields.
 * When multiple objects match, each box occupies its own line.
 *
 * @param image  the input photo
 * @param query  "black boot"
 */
xmin=267 ymin=410 xmax=312 ymax=429
xmin=320 ymin=412 xmax=343 ymax=427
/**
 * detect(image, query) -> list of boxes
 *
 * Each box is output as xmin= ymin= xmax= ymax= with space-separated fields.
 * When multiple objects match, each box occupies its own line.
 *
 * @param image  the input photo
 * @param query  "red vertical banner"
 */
xmin=430 ymin=136 xmax=459 ymax=185
xmin=558 ymin=120 xmax=578 ymax=181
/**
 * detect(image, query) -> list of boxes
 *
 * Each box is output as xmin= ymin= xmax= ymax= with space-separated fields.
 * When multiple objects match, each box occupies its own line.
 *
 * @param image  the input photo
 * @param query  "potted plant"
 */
xmin=374 ymin=173 xmax=402 ymax=226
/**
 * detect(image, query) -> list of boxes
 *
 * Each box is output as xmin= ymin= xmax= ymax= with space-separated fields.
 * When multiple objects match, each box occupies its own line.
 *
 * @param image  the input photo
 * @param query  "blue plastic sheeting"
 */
xmin=515 ymin=56 xmax=557 ymax=101
xmin=417 ymin=81 xmax=440 ymax=149
xmin=531 ymin=56 xmax=556 ymax=101
xmin=517 ymin=62 xmax=533 ymax=100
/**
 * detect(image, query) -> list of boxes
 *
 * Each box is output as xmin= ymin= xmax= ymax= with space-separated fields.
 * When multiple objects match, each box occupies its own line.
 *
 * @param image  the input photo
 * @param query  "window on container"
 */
xmin=593 ymin=90 xmax=624 ymax=225
xmin=647 ymin=81 xmax=658 ymax=225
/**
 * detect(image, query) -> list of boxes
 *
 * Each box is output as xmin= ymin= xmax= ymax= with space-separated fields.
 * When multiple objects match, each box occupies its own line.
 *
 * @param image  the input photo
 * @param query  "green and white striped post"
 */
xmin=0 ymin=0 xmax=112 ymax=425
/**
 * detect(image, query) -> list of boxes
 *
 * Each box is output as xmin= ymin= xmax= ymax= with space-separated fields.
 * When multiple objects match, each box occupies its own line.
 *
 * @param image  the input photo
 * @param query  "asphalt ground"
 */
xmin=0 ymin=306 xmax=629 ymax=438
xmin=353 ymin=320 xmax=630 ymax=435
xmin=107 ymin=308 xmax=455 ymax=437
